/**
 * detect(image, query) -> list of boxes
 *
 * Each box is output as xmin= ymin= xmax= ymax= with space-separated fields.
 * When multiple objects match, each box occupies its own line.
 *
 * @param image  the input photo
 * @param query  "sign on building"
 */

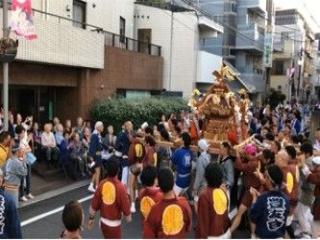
xmin=264 ymin=29 xmax=273 ymax=68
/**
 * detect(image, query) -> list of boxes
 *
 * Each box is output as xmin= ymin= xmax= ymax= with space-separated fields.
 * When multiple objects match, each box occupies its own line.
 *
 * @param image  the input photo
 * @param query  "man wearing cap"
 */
xmin=0 ymin=168 xmax=22 ymax=238
xmin=4 ymin=140 xmax=27 ymax=207
xmin=88 ymin=121 xmax=104 ymax=193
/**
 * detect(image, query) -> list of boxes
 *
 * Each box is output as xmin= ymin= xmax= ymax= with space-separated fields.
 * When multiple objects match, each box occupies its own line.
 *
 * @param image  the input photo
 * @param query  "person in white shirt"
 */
xmin=41 ymin=123 xmax=59 ymax=167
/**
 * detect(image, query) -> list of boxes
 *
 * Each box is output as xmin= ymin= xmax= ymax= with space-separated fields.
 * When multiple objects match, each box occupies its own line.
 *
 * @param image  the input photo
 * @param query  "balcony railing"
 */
xmin=104 ymin=32 xmax=161 ymax=56
xmin=236 ymin=24 xmax=264 ymax=52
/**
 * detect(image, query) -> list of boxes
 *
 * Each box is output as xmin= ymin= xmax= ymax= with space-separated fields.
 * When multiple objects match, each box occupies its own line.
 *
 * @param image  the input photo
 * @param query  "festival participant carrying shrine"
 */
xmin=196 ymin=163 xmax=231 ymax=238
xmin=143 ymin=168 xmax=192 ymax=239
xmin=88 ymin=158 xmax=131 ymax=239
xmin=139 ymin=166 xmax=163 ymax=223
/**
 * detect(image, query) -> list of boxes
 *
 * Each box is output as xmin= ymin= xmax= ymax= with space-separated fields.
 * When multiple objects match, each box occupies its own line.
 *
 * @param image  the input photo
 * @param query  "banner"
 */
xmin=10 ymin=0 xmax=37 ymax=40
xmin=263 ymin=30 xmax=273 ymax=68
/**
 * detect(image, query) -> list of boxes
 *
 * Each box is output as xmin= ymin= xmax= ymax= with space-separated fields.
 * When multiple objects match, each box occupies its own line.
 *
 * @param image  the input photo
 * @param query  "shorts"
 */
xmin=130 ymin=163 xmax=142 ymax=176
xmin=174 ymin=184 xmax=188 ymax=196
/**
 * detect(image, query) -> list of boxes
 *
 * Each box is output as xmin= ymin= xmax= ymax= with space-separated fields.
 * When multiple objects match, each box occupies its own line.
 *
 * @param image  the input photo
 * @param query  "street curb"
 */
xmin=19 ymin=179 xmax=90 ymax=209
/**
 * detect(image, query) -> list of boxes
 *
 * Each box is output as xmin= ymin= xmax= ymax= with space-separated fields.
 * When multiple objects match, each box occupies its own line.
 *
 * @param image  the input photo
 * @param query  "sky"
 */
xmin=275 ymin=0 xmax=320 ymax=32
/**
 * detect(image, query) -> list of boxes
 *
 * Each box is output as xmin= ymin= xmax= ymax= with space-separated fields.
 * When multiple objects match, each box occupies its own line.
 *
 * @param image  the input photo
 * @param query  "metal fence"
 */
xmin=104 ymin=31 xmax=161 ymax=57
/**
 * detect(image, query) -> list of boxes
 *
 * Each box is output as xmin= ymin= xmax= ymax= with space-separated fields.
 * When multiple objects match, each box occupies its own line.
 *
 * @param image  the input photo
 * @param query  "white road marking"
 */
xmin=21 ymin=194 xmax=93 ymax=227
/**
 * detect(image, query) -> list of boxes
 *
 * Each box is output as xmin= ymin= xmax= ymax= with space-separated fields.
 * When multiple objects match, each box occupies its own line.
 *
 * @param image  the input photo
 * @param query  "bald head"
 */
xmin=276 ymin=150 xmax=289 ymax=166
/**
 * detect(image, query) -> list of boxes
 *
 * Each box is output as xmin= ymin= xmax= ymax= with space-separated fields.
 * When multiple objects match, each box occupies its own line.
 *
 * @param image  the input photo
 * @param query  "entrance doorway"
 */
xmin=8 ymin=86 xmax=56 ymax=124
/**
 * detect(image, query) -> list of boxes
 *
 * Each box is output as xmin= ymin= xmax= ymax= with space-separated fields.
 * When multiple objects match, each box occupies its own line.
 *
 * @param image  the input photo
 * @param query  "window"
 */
xmin=281 ymin=32 xmax=290 ymax=41
xmin=73 ymin=0 xmax=86 ymax=29
xmin=138 ymin=29 xmax=152 ymax=53
xmin=272 ymin=61 xmax=285 ymax=75
xmin=120 ymin=17 xmax=126 ymax=43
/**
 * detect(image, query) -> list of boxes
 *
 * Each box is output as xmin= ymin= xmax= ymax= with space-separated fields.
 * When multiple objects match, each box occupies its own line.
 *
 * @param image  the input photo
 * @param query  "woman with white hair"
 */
xmin=88 ymin=121 xmax=104 ymax=193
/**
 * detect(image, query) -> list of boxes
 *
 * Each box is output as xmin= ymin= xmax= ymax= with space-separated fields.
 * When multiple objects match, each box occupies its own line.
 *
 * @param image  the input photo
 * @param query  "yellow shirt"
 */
xmin=0 ymin=144 xmax=9 ymax=168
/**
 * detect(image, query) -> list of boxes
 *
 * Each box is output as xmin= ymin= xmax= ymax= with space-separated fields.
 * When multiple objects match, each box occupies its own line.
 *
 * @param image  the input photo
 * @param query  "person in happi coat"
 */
xmin=88 ymin=158 xmax=131 ymax=239
xmin=143 ymin=168 xmax=192 ymax=239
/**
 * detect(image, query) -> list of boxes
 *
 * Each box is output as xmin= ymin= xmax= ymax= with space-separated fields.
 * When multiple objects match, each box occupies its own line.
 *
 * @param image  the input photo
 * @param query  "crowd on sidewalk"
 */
xmin=0 ymin=98 xmax=319 ymax=239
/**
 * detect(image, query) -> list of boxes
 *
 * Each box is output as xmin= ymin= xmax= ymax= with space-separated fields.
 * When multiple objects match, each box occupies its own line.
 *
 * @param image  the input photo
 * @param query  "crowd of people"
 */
xmin=61 ymin=99 xmax=319 ymax=239
xmin=0 ymin=98 xmax=319 ymax=239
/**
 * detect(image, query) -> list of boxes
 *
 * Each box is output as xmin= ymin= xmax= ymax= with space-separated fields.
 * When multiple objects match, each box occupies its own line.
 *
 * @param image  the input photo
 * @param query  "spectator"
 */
xmin=61 ymin=201 xmax=83 ymax=239
xmin=65 ymin=119 xmax=72 ymax=135
xmin=116 ymin=121 xmax=133 ymax=157
xmin=68 ymin=133 xmax=86 ymax=178
xmin=0 ymin=131 xmax=11 ymax=168
xmin=41 ymin=123 xmax=59 ymax=167
xmin=103 ymin=125 xmax=117 ymax=150
xmin=53 ymin=117 xmax=60 ymax=133
xmin=58 ymin=132 xmax=70 ymax=174
xmin=0 ymin=168 xmax=22 ymax=239
xmin=4 ymin=140 xmax=27 ymax=207
xmin=8 ymin=113 xmax=15 ymax=138
xmin=84 ymin=120 xmax=92 ymax=131
xmin=16 ymin=125 xmax=35 ymax=202
xmin=74 ymin=117 xmax=84 ymax=140
xmin=32 ymin=122 xmax=41 ymax=146
xmin=55 ymin=124 xmax=64 ymax=146
xmin=250 ymin=165 xmax=290 ymax=239
xmin=82 ymin=127 xmax=91 ymax=163
xmin=88 ymin=121 xmax=104 ymax=193
xmin=14 ymin=113 xmax=23 ymax=133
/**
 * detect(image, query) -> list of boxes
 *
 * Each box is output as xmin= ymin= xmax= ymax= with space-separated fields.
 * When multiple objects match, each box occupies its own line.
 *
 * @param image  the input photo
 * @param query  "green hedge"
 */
xmin=91 ymin=97 xmax=189 ymax=131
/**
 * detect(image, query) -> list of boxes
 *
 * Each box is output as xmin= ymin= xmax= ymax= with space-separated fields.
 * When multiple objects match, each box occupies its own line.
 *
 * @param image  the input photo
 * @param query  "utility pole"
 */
xmin=169 ymin=0 xmax=174 ymax=92
xmin=2 ymin=0 xmax=9 ymax=131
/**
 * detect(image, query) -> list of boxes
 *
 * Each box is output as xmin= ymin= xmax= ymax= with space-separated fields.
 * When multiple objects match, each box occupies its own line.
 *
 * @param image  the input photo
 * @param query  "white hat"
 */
xmin=198 ymin=139 xmax=209 ymax=151
xmin=141 ymin=122 xmax=148 ymax=130
xmin=312 ymin=156 xmax=320 ymax=166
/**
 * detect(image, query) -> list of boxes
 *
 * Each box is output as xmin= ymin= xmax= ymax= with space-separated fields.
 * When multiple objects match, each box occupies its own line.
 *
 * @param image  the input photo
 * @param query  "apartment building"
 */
xmin=195 ymin=0 xmax=272 ymax=100
xmin=0 ymin=0 xmax=164 ymax=122
xmin=134 ymin=1 xmax=224 ymax=97
xmin=271 ymin=9 xmax=317 ymax=102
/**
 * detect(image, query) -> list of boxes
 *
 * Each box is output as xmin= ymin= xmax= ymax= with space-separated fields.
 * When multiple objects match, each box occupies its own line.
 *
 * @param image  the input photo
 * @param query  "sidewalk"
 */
xmin=19 ymin=162 xmax=90 ymax=208
xmin=20 ymin=174 xmax=90 ymax=209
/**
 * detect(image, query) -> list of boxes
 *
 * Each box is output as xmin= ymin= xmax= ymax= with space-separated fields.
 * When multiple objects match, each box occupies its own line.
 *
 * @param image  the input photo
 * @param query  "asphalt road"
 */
xmin=19 ymin=186 xmax=250 ymax=239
